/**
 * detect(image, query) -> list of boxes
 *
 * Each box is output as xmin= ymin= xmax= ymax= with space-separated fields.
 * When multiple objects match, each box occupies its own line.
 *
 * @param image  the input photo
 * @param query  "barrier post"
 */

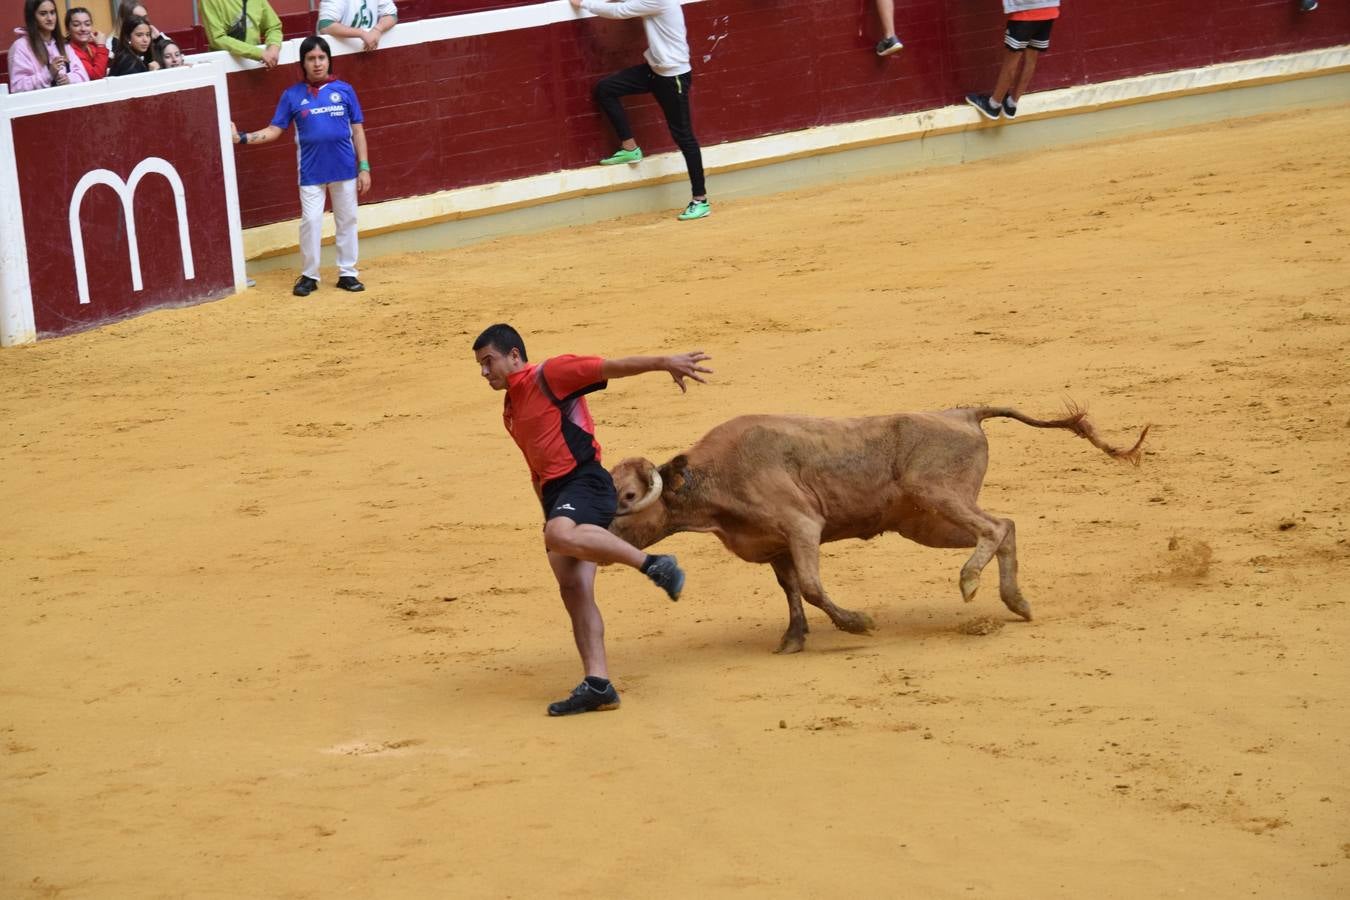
xmin=0 ymin=85 xmax=38 ymax=347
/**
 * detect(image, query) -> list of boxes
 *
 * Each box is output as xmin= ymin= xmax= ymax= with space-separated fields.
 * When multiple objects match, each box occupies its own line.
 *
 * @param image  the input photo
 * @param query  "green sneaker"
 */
xmin=677 ymin=199 xmax=710 ymax=221
xmin=600 ymin=146 xmax=643 ymax=165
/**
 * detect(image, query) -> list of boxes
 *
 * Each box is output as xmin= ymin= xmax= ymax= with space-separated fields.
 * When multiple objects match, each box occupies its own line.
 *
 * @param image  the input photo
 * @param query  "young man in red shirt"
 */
xmin=473 ymin=324 xmax=713 ymax=716
xmin=966 ymin=0 xmax=1060 ymax=121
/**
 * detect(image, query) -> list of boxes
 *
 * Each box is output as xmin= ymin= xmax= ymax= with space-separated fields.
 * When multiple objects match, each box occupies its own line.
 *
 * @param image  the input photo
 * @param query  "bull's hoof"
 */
xmin=1003 ymin=592 xmax=1033 ymax=622
xmin=960 ymin=572 xmax=981 ymax=603
xmin=834 ymin=610 xmax=874 ymax=635
xmin=774 ymin=632 xmax=806 ymax=654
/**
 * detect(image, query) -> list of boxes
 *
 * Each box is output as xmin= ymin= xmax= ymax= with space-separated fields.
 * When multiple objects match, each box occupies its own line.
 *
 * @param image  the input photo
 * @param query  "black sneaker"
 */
xmin=292 ymin=275 xmax=318 ymax=297
xmin=643 ymin=554 xmax=685 ymax=601
xmin=336 ymin=276 xmax=365 ymax=292
xmin=875 ymin=35 xmax=903 ymax=57
xmin=547 ymin=680 xmax=620 ymax=716
xmin=965 ymin=93 xmax=1001 ymax=121
xmin=1300 ymin=0 xmax=1317 ymax=11
xmin=1002 ymin=96 xmax=1018 ymax=119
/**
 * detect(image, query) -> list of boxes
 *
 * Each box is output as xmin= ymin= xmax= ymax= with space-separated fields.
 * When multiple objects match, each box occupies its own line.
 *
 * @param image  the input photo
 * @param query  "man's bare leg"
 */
xmin=548 ymin=552 xmax=608 ymax=678
xmin=543 ymin=518 xmax=646 ymax=568
xmin=1008 ymin=49 xmax=1041 ymax=105
xmin=991 ymin=50 xmax=1024 ymax=104
xmin=876 ymin=0 xmax=895 ymax=40
xmin=543 ymin=518 xmax=686 ymax=600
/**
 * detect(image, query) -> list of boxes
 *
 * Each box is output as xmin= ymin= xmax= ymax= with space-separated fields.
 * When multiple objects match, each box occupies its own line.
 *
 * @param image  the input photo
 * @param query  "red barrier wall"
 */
xmin=9 ymin=84 xmax=238 ymax=337
xmin=6 ymin=1 xmax=1346 ymax=234
xmin=223 ymin=0 xmax=1350 ymax=229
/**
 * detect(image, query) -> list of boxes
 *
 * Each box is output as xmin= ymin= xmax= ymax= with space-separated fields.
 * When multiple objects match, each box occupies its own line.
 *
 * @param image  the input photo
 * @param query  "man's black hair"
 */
xmin=297 ymin=35 xmax=333 ymax=76
xmin=473 ymin=323 xmax=527 ymax=362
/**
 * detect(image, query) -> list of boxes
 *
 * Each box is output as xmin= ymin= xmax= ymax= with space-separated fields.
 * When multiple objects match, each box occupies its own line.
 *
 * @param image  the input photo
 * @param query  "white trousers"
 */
xmin=298 ymin=179 xmax=359 ymax=281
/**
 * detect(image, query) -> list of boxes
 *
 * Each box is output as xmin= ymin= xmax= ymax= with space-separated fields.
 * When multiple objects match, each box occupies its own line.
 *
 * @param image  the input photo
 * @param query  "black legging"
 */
xmin=593 ymin=64 xmax=706 ymax=198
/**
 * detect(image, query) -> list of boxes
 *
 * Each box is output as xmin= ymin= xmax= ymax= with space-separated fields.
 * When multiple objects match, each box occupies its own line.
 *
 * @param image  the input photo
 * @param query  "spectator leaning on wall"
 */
xmin=202 ymin=0 xmax=284 ymax=68
xmin=156 ymin=39 xmax=187 ymax=68
xmin=965 ymin=0 xmax=1060 ymax=122
xmin=8 ymin=0 xmax=89 ymax=92
xmin=317 ymin=0 xmax=397 ymax=52
xmin=231 ymin=36 xmax=372 ymax=297
xmin=65 ymin=7 xmax=108 ymax=80
xmin=570 ymin=0 xmax=710 ymax=222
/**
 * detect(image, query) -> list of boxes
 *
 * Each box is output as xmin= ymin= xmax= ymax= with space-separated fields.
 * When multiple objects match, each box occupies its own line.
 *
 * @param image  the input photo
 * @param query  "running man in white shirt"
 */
xmin=569 ymin=0 xmax=709 ymax=221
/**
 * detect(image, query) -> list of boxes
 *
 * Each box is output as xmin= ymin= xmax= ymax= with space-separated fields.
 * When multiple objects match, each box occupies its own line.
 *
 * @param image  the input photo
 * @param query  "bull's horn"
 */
xmin=628 ymin=468 xmax=663 ymax=513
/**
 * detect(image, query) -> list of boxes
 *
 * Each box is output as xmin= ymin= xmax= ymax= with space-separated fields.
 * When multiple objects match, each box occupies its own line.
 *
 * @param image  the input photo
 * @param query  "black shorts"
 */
xmin=1005 ymin=19 xmax=1054 ymax=52
xmin=540 ymin=461 xmax=618 ymax=528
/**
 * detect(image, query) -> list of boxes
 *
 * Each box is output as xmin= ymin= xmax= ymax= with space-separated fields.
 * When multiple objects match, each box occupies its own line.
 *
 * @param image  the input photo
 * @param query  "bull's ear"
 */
xmin=658 ymin=455 xmax=688 ymax=494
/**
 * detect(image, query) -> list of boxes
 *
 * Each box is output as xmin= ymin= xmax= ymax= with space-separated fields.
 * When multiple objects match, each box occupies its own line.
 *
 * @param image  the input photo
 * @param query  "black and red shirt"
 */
xmin=502 ymin=355 xmax=608 ymax=486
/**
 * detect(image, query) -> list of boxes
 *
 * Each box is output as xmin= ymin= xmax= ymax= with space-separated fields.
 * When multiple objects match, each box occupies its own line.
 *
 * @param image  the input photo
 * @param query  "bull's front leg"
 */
xmin=770 ymin=556 xmax=808 ymax=654
xmin=785 ymin=529 xmax=875 ymax=638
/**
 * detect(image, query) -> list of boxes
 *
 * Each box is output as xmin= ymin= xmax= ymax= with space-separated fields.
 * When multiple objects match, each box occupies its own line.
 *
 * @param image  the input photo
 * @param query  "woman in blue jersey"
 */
xmin=231 ymin=35 xmax=371 ymax=296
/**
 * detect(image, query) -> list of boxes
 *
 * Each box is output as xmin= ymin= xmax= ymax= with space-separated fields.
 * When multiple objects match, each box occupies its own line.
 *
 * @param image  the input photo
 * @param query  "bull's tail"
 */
xmin=974 ymin=401 xmax=1150 ymax=466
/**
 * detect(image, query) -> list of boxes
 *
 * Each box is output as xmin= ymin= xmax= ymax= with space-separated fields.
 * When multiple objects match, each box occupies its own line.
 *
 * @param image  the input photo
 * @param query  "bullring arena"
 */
xmin=3 ymin=0 xmax=1350 ymax=894
xmin=4 ymin=101 xmax=1348 ymax=896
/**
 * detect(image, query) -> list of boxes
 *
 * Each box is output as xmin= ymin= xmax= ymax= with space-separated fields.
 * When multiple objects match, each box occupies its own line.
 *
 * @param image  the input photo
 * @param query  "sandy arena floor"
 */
xmin=3 ymin=104 xmax=1348 ymax=898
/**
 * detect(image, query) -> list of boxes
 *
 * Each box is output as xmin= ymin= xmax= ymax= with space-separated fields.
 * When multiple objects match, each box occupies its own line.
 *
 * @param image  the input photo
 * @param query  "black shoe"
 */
xmin=965 ymin=93 xmax=1002 ymax=121
xmin=1002 ymin=96 xmax=1018 ymax=119
xmin=547 ymin=680 xmax=620 ymax=716
xmin=335 ymin=276 xmax=365 ymax=292
xmin=292 ymin=275 xmax=318 ymax=297
xmin=1300 ymin=0 xmax=1317 ymax=11
xmin=875 ymin=35 xmax=903 ymax=57
xmin=643 ymin=554 xmax=685 ymax=601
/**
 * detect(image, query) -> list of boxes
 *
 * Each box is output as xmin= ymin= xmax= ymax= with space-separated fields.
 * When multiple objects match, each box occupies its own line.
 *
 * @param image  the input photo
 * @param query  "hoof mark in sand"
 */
xmin=323 ymin=738 xmax=426 ymax=757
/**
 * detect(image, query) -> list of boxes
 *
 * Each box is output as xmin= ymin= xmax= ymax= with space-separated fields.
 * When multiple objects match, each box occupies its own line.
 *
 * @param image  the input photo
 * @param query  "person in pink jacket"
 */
xmin=8 ymin=0 xmax=89 ymax=92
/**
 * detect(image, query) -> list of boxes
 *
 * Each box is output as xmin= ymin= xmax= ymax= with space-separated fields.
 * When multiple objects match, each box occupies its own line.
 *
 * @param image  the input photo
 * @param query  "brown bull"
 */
xmin=608 ymin=404 xmax=1148 ymax=653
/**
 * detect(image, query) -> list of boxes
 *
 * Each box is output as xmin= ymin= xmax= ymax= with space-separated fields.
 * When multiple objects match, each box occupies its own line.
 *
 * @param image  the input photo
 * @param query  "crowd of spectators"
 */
xmin=7 ymin=0 xmax=189 ymax=90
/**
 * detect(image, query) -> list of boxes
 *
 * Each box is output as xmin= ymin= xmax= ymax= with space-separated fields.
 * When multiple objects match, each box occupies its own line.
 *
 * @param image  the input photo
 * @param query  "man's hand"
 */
xmin=356 ymin=170 xmax=371 ymax=194
xmin=261 ymin=44 xmax=281 ymax=68
xmin=230 ymin=121 xmax=240 ymax=143
xmin=666 ymin=351 xmax=713 ymax=392
xmin=569 ymin=0 xmax=584 ymax=10
xmin=361 ymin=28 xmax=381 ymax=51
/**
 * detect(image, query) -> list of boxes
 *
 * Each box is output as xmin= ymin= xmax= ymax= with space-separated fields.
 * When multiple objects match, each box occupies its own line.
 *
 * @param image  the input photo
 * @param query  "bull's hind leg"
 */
xmin=770 ymin=556 xmax=809 ymax=654
xmin=786 ymin=530 xmax=875 ymax=637
xmin=910 ymin=489 xmax=1010 ymax=607
xmin=994 ymin=517 xmax=1032 ymax=621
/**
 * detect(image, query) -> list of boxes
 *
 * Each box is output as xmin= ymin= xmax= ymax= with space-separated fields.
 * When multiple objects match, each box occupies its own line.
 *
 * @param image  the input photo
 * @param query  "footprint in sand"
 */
xmin=322 ymin=739 xmax=426 ymax=757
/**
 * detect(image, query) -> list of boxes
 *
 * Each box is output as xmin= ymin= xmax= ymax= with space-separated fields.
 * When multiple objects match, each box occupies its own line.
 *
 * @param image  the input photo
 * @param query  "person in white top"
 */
xmin=569 ymin=0 xmax=709 ymax=221
xmin=317 ymin=0 xmax=397 ymax=52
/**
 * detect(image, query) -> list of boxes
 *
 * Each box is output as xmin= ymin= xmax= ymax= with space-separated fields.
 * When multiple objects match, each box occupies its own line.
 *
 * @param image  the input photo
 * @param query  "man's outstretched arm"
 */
xmin=601 ymin=351 xmax=712 ymax=393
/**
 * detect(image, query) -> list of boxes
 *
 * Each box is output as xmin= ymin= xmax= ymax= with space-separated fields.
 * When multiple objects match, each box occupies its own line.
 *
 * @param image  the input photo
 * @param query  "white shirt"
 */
xmin=317 ymin=0 xmax=397 ymax=30
xmin=579 ymin=0 xmax=690 ymax=77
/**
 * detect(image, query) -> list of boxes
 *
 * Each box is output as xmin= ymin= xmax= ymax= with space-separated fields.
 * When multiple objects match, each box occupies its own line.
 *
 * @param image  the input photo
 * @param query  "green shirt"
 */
xmin=200 ymin=0 xmax=284 ymax=61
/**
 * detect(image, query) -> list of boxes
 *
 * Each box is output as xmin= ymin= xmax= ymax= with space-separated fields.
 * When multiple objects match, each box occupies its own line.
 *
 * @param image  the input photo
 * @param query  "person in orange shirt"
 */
xmin=966 ymin=0 xmax=1060 ymax=121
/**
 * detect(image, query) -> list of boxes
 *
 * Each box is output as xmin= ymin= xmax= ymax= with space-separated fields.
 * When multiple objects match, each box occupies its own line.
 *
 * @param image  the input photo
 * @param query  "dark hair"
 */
xmin=65 ymin=6 xmax=92 ymax=32
xmin=154 ymin=39 xmax=181 ymax=67
xmin=115 ymin=14 xmax=153 ymax=62
xmin=112 ymin=0 xmax=144 ymax=37
xmin=24 ymin=0 xmax=66 ymax=69
xmin=473 ymin=324 xmax=527 ymax=362
xmin=297 ymin=35 xmax=333 ymax=78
